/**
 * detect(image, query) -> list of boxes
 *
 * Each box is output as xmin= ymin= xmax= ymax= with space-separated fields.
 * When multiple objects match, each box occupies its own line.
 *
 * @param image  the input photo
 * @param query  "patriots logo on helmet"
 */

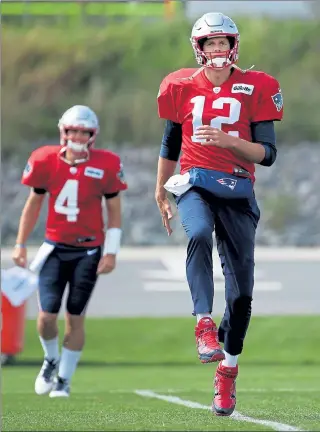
xmin=217 ymin=178 xmax=237 ymax=190
xmin=271 ymin=91 xmax=283 ymax=112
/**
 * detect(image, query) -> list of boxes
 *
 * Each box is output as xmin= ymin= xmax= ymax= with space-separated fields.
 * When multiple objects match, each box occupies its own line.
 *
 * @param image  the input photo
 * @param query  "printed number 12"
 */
xmin=191 ymin=96 xmax=241 ymax=143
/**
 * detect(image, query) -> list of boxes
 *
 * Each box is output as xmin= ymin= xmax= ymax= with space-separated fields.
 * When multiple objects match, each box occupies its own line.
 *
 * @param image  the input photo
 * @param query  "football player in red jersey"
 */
xmin=12 ymin=105 xmax=128 ymax=398
xmin=155 ymin=13 xmax=283 ymax=416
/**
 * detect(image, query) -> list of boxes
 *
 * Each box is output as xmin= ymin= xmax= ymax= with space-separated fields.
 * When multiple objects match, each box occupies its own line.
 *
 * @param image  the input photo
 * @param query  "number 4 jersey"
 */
xmin=21 ymin=146 xmax=128 ymax=247
xmin=157 ymin=67 xmax=283 ymax=179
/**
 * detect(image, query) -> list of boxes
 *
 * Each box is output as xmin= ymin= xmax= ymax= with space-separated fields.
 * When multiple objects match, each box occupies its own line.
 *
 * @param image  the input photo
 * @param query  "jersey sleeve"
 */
xmin=157 ymin=75 xmax=180 ymax=123
xmin=21 ymin=150 xmax=48 ymax=189
xmin=103 ymin=157 xmax=128 ymax=195
xmin=251 ymin=75 xmax=284 ymax=122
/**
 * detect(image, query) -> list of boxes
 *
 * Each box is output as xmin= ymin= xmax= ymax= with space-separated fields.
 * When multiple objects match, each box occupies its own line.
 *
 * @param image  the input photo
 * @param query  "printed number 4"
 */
xmin=191 ymin=96 xmax=241 ymax=143
xmin=54 ymin=179 xmax=80 ymax=222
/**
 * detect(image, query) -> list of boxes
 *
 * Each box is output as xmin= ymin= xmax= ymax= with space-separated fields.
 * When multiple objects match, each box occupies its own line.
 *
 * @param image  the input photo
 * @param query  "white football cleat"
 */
xmin=49 ymin=377 xmax=70 ymax=398
xmin=35 ymin=358 xmax=58 ymax=395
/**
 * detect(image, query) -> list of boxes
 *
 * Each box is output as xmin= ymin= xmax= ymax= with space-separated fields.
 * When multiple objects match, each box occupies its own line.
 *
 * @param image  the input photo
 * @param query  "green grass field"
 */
xmin=2 ymin=317 xmax=320 ymax=431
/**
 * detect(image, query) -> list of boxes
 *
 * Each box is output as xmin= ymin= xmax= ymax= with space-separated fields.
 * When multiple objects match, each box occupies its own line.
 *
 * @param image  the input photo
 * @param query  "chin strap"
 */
xmin=233 ymin=64 xmax=255 ymax=73
xmin=59 ymin=146 xmax=89 ymax=165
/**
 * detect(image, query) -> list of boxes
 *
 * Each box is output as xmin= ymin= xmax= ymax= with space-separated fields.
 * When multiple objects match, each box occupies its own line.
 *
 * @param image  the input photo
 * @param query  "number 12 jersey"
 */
xmin=157 ymin=67 xmax=283 ymax=180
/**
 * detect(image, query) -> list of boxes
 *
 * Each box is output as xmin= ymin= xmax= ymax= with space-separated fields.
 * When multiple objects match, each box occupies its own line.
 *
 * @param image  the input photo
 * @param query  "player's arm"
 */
xmin=251 ymin=121 xmax=277 ymax=166
xmin=13 ymin=188 xmax=46 ymax=267
xmin=156 ymin=75 xmax=183 ymax=235
xmin=155 ymin=120 xmax=182 ymax=236
xmin=97 ymin=159 xmax=127 ymax=275
xmin=229 ymin=121 xmax=276 ymax=166
xmin=229 ymin=75 xmax=282 ymax=165
xmin=97 ymin=192 xmax=122 ymax=275
xmin=156 ymin=76 xmax=182 ymax=193
xmin=156 ymin=120 xmax=182 ymax=192
xmin=16 ymin=188 xmax=46 ymax=244
xmin=13 ymin=151 xmax=48 ymax=267
xmin=105 ymin=193 xmax=121 ymax=230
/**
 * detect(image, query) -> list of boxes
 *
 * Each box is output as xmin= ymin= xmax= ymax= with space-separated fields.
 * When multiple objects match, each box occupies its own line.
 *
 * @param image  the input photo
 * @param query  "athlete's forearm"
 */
xmin=156 ymin=157 xmax=177 ymax=193
xmin=106 ymin=194 xmax=121 ymax=229
xmin=230 ymin=136 xmax=266 ymax=164
xmin=16 ymin=192 xmax=44 ymax=244
xmin=104 ymin=195 xmax=122 ymax=256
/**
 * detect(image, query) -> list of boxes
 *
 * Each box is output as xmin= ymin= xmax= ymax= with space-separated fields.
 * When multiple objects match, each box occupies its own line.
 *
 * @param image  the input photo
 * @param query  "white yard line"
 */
xmin=135 ymin=389 xmax=303 ymax=432
xmin=163 ymin=388 xmax=317 ymax=394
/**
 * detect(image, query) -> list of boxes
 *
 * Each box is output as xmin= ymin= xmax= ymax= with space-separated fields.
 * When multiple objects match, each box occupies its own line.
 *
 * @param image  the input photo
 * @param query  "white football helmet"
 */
xmin=58 ymin=105 xmax=100 ymax=153
xmin=190 ymin=12 xmax=240 ymax=69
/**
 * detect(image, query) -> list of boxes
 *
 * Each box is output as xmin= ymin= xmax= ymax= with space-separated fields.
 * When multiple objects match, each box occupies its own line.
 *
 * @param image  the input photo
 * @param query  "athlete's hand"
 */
xmin=155 ymin=189 xmax=173 ymax=236
xmin=97 ymin=254 xmax=116 ymax=275
xmin=195 ymin=126 xmax=235 ymax=149
xmin=12 ymin=245 xmax=27 ymax=268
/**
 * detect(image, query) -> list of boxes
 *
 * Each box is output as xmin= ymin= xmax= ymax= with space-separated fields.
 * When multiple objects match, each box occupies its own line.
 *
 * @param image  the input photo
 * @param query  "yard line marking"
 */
xmin=163 ymin=388 xmax=317 ymax=394
xmin=135 ymin=389 xmax=303 ymax=432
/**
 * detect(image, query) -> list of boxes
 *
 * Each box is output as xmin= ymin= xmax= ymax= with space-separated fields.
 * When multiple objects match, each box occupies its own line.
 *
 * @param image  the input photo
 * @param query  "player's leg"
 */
xmin=175 ymin=187 xmax=224 ymax=363
xmin=212 ymin=196 xmax=260 ymax=416
xmin=50 ymin=247 xmax=101 ymax=398
xmin=35 ymin=251 xmax=69 ymax=395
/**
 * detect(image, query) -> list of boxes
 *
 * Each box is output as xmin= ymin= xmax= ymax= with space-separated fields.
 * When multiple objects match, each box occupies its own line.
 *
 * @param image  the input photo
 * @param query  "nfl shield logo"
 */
xmin=271 ymin=91 xmax=283 ymax=112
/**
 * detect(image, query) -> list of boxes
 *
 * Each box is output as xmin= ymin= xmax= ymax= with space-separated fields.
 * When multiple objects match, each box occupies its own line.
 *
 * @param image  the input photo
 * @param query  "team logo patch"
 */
xmin=271 ymin=90 xmax=283 ymax=112
xmin=231 ymin=83 xmax=254 ymax=95
xmin=23 ymin=162 xmax=32 ymax=177
xmin=117 ymin=163 xmax=126 ymax=184
xmin=217 ymin=178 xmax=237 ymax=190
xmin=84 ymin=166 xmax=104 ymax=179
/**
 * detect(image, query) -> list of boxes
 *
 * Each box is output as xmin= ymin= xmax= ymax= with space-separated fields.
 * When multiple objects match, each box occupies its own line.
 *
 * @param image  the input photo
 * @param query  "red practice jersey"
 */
xmin=157 ymin=67 xmax=283 ymax=180
xmin=21 ymin=146 xmax=128 ymax=247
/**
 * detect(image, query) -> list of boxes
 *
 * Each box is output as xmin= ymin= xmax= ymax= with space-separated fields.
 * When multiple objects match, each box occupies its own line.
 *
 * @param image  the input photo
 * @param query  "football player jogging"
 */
xmin=155 ymin=13 xmax=283 ymax=416
xmin=12 ymin=105 xmax=127 ymax=398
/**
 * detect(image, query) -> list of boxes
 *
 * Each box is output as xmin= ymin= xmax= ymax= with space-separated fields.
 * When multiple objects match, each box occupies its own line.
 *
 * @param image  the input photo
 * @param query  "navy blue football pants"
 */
xmin=39 ymin=243 xmax=102 ymax=315
xmin=175 ymin=187 xmax=260 ymax=356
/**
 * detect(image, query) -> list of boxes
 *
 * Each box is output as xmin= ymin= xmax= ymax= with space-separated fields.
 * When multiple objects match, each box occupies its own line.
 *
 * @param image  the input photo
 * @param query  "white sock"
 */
xmin=39 ymin=336 xmax=59 ymax=362
xmin=222 ymin=351 xmax=238 ymax=368
xmin=196 ymin=313 xmax=212 ymax=323
xmin=58 ymin=347 xmax=82 ymax=381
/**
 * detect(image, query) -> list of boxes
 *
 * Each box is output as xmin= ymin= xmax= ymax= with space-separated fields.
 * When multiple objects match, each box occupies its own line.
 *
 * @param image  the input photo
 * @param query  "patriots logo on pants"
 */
xmin=217 ymin=178 xmax=237 ymax=190
xmin=271 ymin=91 xmax=283 ymax=112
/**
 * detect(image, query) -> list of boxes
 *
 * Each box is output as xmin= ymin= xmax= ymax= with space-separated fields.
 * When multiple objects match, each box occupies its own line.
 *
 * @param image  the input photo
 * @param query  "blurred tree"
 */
xmin=2 ymin=18 xmax=319 ymax=157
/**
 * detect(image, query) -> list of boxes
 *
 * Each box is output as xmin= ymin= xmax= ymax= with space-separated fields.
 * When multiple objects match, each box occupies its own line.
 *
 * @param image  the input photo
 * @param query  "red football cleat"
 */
xmin=195 ymin=317 xmax=225 ymax=363
xmin=212 ymin=361 xmax=238 ymax=416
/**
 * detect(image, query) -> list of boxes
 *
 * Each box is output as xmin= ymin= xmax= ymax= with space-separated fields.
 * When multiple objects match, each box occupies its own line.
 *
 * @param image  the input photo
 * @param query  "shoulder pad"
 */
xmin=30 ymin=145 xmax=59 ymax=162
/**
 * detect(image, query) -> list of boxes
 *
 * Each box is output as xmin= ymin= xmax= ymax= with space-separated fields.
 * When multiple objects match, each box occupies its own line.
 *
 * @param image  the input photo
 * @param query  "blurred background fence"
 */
xmin=2 ymin=1 xmax=320 ymax=246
